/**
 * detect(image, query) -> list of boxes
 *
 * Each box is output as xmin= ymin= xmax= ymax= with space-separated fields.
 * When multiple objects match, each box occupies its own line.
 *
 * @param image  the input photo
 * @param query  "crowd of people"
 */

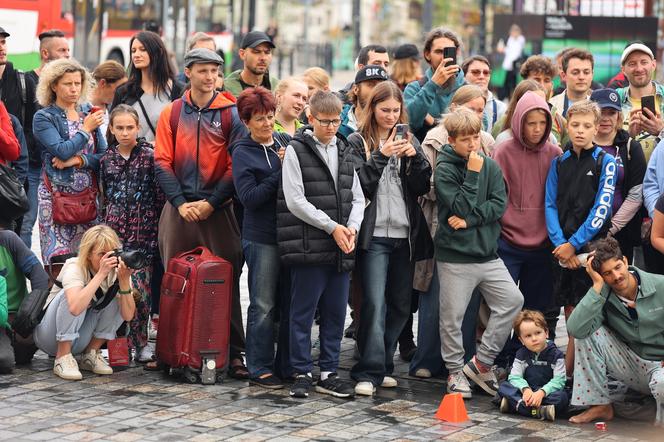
xmin=1 ymin=22 xmax=664 ymax=427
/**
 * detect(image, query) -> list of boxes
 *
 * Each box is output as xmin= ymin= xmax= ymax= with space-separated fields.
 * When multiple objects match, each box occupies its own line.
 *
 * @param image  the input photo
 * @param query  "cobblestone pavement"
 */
xmin=1 ymin=331 xmax=660 ymax=441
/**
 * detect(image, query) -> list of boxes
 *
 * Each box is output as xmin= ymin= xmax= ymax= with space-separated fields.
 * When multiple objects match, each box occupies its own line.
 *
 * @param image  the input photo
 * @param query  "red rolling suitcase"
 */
xmin=156 ymin=246 xmax=232 ymax=384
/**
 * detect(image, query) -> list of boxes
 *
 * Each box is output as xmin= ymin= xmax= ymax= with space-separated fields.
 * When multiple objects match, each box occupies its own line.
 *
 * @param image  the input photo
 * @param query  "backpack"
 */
xmin=169 ymin=96 xmax=232 ymax=148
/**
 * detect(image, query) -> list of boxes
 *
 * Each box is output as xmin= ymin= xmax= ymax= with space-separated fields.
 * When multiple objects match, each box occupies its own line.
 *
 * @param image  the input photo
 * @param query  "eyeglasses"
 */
xmin=469 ymin=69 xmax=491 ymax=77
xmin=314 ymin=116 xmax=342 ymax=127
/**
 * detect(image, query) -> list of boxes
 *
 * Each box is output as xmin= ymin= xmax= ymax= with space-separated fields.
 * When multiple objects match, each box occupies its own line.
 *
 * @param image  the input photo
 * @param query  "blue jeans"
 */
xmin=19 ymin=165 xmax=41 ymax=248
xmin=34 ymin=290 xmax=124 ymax=356
xmin=351 ymin=237 xmax=412 ymax=386
xmin=289 ymin=265 xmax=350 ymax=374
xmin=243 ymin=239 xmax=281 ymax=378
xmin=409 ymin=265 xmax=481 ymax=377
xmin=496 ymin=238 xmax=554 ymax=367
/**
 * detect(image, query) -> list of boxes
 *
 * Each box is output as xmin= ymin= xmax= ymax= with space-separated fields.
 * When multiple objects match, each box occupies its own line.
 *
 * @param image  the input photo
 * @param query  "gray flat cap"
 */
xmin=184 ymin=48 xmax=224 ymax=68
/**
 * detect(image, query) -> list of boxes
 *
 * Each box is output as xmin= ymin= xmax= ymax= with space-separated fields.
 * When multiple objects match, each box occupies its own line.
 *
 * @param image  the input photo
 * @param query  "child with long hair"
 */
xmin=99 ymin=105 xmax=164 ymax=363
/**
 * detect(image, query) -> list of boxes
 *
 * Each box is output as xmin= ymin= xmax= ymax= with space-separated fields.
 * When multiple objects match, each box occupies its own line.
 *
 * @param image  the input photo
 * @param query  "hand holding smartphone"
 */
xmin=642 ymin=95 xmax=657 ymax=119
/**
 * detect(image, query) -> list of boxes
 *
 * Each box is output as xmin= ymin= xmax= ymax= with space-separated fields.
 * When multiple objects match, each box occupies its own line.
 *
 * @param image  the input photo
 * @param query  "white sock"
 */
xmin=320 ymin=371 xmax=332 ymax=381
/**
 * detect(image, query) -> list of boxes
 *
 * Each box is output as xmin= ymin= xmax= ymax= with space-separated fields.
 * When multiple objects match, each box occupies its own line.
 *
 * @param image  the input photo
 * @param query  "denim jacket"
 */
xmin=33 ymin=103 xmax=107 ymax=186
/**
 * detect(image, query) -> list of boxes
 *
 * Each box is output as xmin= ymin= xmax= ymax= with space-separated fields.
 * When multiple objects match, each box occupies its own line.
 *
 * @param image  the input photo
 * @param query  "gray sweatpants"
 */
xmin=438 ymin=259 xmax=523 ymax=372
xmin=34 ymin=290 xmax=124 ymax=356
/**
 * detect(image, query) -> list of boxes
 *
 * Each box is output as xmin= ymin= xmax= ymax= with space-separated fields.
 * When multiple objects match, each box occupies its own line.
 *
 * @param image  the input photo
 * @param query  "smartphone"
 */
xmin=393 ymin=124 xmax=409 ymax=141
xmin=443 ymin=47 xmax=457 ymax=67
xmin=642 ymin=95 xmax=657 ymax=118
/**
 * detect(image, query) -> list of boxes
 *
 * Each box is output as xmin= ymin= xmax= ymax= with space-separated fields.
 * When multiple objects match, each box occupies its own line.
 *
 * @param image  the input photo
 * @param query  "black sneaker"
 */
xmin=250 ymin=373 xmax=284 ymax=389
xmin=289 ymin=374 xmax=312 ymax=398
xmin=315 ymin=373 xmax=355 ymax=398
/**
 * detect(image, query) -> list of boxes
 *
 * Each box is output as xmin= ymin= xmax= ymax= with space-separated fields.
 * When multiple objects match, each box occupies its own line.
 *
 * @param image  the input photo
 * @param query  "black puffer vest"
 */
xmin=277 ymin=130 xmax=356 ymax=272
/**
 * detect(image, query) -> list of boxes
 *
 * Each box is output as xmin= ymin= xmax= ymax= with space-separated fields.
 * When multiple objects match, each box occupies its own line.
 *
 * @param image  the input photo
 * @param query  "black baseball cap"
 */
xmin=0 ymin=27 xmax=10 ymax=38
xmin=240 ymin=31 xmax=275 ymax=49
xmin=394 ymin=44 xmax=419 ymax=60
xmin=355 ymin=65 xmax=389 ymax=84
xmin=590 ymin=88 xmax=622 ymax=112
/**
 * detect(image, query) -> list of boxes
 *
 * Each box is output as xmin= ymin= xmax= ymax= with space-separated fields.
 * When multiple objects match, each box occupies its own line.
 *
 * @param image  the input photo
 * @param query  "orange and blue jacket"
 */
xmin=154 ymin=90 xmax=248 ymax=209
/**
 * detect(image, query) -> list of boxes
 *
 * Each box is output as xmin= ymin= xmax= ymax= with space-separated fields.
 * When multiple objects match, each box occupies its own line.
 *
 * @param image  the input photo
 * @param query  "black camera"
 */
xmin=111 ymin=249 xmax=146 ymax=270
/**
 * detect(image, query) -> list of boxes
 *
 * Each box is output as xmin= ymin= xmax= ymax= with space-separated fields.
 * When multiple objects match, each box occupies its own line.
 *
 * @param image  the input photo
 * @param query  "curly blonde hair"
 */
xmin=36 ymin=58 xmax=95 ymax=107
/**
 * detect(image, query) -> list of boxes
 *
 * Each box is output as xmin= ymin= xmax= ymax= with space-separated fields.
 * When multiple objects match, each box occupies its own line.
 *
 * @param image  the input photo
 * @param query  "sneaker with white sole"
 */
xmin=414 ymin=368 xmax=432 ymax=379
xmin=447 ymin=371 xmax=472 ymax=399
xmin=136 ymin=346 xmax=154 ymax=363
xmin=380 ymin=376 xmax=397 ymax=388
xmin=463 ymin=357 xmax=498 ymax=396
xmin=499 ymin=397 xmax=510 ymax=414
xmin=354 ymin=381 xmax=376 ymax=396
xmin=80 ymin=349 xmax=113 ymax=375
xmin=148 ymin=316 xmax=159 ymax=341
xmin=536 ymin=404 xmax=556 ymax=421
xmin=53 ymin=354 xmax=82 ymax=380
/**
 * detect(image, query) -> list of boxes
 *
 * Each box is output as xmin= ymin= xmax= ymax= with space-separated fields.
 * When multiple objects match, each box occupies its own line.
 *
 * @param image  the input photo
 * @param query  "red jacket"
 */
xmin=0 ymin=102 xmax=20 ymax=165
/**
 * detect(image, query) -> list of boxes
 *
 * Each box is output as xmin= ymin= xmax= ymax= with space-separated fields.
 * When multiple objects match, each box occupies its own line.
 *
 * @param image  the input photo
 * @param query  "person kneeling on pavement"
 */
xmin=34 ymin=225 xmax=136 ymax=380
xmin=497 ymin=309 xmax=569 ymax=421
xmin=567 ymin=237 xmax=664 ymax=425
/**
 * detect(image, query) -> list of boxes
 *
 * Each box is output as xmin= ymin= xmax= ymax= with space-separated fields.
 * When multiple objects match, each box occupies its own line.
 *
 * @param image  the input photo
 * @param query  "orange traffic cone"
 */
xmin=434 ymin=393 xmax=469 ymax=423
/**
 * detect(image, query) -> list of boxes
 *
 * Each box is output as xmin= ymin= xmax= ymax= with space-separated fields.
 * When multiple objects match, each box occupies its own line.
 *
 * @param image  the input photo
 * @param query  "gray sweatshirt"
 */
xmin=373 ymin=154 xmax=410 ymax=238
xmin=282 ymin=132 xmax=365 ymax=234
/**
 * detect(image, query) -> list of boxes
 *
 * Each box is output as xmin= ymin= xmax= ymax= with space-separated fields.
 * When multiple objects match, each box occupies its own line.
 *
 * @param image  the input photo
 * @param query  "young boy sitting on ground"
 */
xmin=498 ymin=310 xmax=568 ymax=421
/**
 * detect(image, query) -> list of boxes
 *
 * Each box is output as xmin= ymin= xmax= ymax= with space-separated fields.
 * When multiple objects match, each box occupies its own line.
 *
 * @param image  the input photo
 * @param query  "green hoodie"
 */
xmin=434 ymin=145 xmax=507 ymax=263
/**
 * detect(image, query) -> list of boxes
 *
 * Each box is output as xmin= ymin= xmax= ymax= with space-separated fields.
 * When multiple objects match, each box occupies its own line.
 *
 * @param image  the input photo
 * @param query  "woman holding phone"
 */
xmin=33 ymin=59 xmax=107 ymax=264
xmin=347 ymin=81 xmax=432 ymax=396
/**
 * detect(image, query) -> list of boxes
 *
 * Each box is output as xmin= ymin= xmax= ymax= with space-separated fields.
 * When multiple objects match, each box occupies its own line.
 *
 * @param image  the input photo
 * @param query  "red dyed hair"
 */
xmin=236 ymin=86 xmax=276 ymax=122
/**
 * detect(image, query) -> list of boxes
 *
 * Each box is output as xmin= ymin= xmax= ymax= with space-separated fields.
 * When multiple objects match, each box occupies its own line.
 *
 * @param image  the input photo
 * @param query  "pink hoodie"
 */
xmin=491 ymin=91 xmax=563 ymax=250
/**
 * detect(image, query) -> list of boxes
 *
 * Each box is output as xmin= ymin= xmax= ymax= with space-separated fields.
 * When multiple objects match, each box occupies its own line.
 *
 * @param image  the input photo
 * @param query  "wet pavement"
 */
xmin=1 ymin=328 xmax=661 ymax=441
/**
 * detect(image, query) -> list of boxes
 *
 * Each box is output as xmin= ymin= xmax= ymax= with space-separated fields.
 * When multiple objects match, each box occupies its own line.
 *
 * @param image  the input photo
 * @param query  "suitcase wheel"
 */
xmin=215 ymin=371 xmax=224 ymax=384
xmin=183 ymin=366 xmax=200 ymax=384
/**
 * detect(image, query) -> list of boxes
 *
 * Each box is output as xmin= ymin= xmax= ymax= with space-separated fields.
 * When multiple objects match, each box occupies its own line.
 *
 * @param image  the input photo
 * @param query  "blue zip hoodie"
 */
xmin=545 ymin=146 xmax=617 ymax=251
xmin=231 ymin=133 xmax=290 ymax=244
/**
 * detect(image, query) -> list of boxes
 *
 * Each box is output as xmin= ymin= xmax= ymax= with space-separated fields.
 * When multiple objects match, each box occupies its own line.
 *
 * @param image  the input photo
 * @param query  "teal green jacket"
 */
xmin=567 ymin=266 xmax=664 ymax=361
xmin=434 ymin=145 xmax=507 ymax=263
xmin=224 ymin=70 xmax=279 ymax=97
xmin=0 ymin=276 xmax=7 ymax=329
xmin=404 ymin=68 xmax=465 ymax=131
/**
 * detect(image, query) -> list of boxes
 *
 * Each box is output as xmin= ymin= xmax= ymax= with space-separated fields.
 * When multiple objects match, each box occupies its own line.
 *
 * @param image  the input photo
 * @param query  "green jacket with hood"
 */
xmin=434 ymin=145 xmax=507 ymax=263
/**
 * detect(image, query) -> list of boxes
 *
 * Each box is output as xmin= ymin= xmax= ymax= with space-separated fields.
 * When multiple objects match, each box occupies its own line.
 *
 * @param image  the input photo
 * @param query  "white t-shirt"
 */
xmin=46 ymin=257 xmax=118 ymax=307
xmin=502 ymin=35 xmax=525 ymax=71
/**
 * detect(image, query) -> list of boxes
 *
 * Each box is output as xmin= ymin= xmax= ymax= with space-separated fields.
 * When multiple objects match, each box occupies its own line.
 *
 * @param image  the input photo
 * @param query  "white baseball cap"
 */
xmin=621 ymin=43 xmax=654 ymax=65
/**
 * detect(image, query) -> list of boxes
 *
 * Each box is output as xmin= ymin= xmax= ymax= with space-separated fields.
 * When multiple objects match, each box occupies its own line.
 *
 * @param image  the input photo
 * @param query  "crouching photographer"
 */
xmin=34 ymin=225 xmax=136 ymax=380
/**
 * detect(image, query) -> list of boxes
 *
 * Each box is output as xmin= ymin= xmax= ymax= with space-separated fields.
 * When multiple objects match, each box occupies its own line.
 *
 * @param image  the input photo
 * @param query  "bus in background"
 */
xmin=0 ymin=0 xmax=74 ymax=71
xmin=1 ymin=0 xmax=233 ymax=71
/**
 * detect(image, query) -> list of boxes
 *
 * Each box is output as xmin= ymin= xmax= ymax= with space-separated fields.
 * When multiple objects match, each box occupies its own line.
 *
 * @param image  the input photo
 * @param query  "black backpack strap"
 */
xmin=17 ymin=71 xmax=27 ymax=123
xmin=595 ymin=149 xmax=606 ymax=184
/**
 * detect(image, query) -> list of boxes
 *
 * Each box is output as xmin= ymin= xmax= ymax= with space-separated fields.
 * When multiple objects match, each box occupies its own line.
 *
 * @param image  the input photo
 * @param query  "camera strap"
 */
xmin=93 ymin=282 xmax=120 ymax=311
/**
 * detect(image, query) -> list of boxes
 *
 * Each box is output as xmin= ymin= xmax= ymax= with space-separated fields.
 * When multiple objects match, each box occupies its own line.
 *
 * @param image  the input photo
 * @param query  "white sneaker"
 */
xmin=380 ymin=376 xmax=397 ymax=388
xmin=80 ymin=349 xmax=113 ymax=375
xmin=354 ymin=381 xmax=376 ymax=396
xmin=148 ymin=316 xmax=159 ymax=341
xmin=414 ymin=368 xmax=432 ymax=379
xmin=53 ymin=354 xmax=82 ymax=381
xmin=136 ymin=346 xmax=154 ymax=363
xmin=447 ymin=371 xmax=472 ymax=399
